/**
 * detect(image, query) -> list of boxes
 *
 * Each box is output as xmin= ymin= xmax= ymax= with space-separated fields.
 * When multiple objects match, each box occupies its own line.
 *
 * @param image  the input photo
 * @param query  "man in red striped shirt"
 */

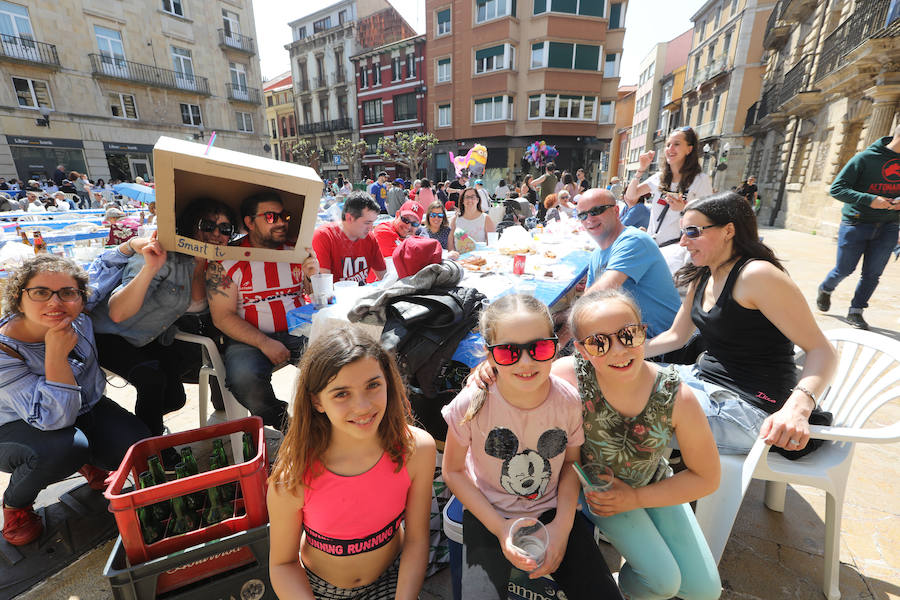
xmin=207 ymin=191 xmax=319 ymax=431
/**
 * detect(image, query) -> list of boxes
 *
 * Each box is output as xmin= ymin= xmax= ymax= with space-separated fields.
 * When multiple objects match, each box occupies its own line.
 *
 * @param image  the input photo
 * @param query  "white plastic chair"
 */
xmin=694 ymin=328 xmax=900 ymax=600
xmin=173 ymin=330 xmax=249 ymax=426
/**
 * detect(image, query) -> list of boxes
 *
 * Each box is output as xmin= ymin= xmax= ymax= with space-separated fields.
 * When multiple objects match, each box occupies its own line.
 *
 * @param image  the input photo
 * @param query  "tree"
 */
xmin=378 ymin=132 xmax=439 ymax=179
xmin=291 ymin=139 xmax=322 ymax=173
xmin=332 ymin=137 xmax=367 ymax=183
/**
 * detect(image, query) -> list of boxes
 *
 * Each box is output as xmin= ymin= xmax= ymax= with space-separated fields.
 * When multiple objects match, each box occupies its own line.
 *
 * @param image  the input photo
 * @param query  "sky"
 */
xmin=252 ymin=0 xmax=705 ymax=85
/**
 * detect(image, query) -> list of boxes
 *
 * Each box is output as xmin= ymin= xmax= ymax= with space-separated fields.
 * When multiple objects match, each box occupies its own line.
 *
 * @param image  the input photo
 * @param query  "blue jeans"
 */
xmin=223 ymin=332 xmax=307 ymax=431
xmin=820 ymin=220 xmax=900 ymax=310
xmin=581 ymin=496 xmax=721 ymax=600
xmin=676 ymin=365 xmax=769 ymax=455
xmin=0 ymin=397 xmax=150 ymax=508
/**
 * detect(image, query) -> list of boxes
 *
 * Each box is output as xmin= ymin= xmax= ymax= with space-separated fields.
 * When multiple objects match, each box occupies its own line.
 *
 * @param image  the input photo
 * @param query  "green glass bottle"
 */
xmin=147 ymin=455 xmax=167 ymax=485
xmin=174 ymin=462 xmax=203 ymax=512
xmin=180 ymin=447 xmax=199 ymax=475
xmin=242 ymin=433 xmax=254 ymax=463
xmin=169 ymin=465 xmax=200 ymax=535
xmin=138 ymin=471 xmax=166 ymax=542
xmin=203 ymin=476 xmax=233 ymax=526
xmin=209 ymin=453 xmax=235 ymax=501
xmin=212 ymin=439 xmax=229 ymax=466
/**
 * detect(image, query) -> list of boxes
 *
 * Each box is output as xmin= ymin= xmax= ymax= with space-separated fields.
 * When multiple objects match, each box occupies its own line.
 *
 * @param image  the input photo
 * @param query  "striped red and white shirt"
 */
xmin=220 ymin=239 xmax=306 ymax=333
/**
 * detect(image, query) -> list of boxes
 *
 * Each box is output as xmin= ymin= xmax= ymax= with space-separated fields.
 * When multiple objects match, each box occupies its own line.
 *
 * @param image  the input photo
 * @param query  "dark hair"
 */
xmin=420 ymin=178 xmax=431 ymax=189
xmin=545 ymin=161 xmax=556 ymax=173
xmin=176 ymin=197 xmax=237 ymax=238
xmin=240 ymin=190 xmax=283 ymax=222
xmin=425 ymin=200 xmax=448 ymax=232
xmin=2 ymin=255 xmax=89 ymax=317
xmin=458 ymin=187 xmax=483 ymax=217
xmin=674 ymin=191 xmax=785 ymax=287
xmin=499 ymin=179 xmax=506 ymax=187
xmin=342 ymin=190 xmax=380 ymax=220
xmin=563 ymin=173 xmax=574 ymax=186
xmin=68 ymin=171 xmax=79 ymax=181
xmin=337 ymin=176 xmax=345 ymax=187
xmin=661 ymin=127 xmax=702 ymax=195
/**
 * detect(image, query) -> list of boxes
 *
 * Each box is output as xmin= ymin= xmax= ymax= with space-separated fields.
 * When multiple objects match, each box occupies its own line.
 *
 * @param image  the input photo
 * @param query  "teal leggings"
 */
xmin=580 ymin=494 xmax=721 ymax=600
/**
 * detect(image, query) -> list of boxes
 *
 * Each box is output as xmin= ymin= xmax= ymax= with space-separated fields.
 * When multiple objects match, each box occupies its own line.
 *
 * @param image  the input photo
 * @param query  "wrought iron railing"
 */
xmin=225 ymin=83 xmax=261 ymax=104
xmin=89 ymin=54 xmax=210 ymax=94
xmin=744 ymin=101 xmax=759 ymax=131
xmin=779 ymin=54 xmax=812 ymax=106
xmin=312 ymin=75 xmax=327 ymax=89
xmin=0 ymin=34 xmax=59 ymax=66
xmin=217 ymin=29 xmax=256 ymax=54
xmin=815 ymin=0 xmax=892 ymax=81
xmin=297 ymin=117 xmax=352 ymax=135
xmin=334 ymin=66 xmax=346 ymax=83
xmin=759 ymin=82 xmax=781 ymax=120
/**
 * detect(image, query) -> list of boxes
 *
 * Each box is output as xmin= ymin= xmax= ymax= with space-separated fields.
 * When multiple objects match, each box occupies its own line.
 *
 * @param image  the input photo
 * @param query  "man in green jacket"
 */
xmin=816 ymin=124 xmax=900 ymax=329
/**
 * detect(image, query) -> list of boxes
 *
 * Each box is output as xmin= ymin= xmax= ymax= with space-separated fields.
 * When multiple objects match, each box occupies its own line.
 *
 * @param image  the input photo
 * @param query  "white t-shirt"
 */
xmin=454 ymin=212 xmax=488 ymax=243
xmin=644 ymin=171 xmax=713 ymax=245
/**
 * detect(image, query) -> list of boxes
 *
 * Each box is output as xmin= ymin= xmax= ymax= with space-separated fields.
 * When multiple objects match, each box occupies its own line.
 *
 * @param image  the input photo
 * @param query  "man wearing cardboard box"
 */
xmin=312 ymin=191 xmax=386 ymax=284
xmin=206 ymin=191 xmax=319 ymax=431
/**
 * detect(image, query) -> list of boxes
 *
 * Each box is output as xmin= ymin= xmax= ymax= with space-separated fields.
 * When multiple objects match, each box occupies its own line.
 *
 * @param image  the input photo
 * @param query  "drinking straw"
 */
xmin=204 ymin=131 xmax=217 ymax=155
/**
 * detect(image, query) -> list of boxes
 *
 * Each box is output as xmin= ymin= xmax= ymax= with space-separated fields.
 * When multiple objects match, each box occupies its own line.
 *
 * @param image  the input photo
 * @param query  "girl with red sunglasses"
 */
xmin=441 ymin=294 xmax=622 ymax=600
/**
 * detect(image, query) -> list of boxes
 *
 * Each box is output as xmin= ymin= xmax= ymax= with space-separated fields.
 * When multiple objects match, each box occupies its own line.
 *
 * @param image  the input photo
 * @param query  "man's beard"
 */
xmin=255 ymin=229 xmax=287 ymax=248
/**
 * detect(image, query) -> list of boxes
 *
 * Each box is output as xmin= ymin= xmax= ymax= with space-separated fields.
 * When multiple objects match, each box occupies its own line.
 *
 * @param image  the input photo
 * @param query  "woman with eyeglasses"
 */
xmin=647 ymin=192 xmax=836 ymax=458
xmin=88 ymin=198 xmax=239 ymax=444
xmin=423 ymin=200 xmax=459 ymax=258
xmin=0 ymin=255 xmax=150 ymax=546
xmin=453 ymin=188 xmax=495 ymax=244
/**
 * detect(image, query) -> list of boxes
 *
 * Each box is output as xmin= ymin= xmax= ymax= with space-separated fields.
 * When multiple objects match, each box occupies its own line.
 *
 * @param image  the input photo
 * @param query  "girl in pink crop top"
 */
xmin=267 ymin=326 xmax=436 ymax=600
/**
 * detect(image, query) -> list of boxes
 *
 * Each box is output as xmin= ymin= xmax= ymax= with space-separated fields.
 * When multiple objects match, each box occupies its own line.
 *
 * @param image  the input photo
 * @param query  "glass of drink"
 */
xmin=507 ymin=517 xmax=549 ymax=570
xmin=310 ymin=273 xmax=334 ymax=308
xmin=576 ymin=463 xmax=615 ymax=515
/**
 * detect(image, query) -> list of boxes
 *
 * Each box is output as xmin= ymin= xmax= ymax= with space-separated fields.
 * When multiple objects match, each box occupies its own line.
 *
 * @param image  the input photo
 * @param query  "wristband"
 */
xmin=793 ymin=384 xmax=817 ymax=406
xmin=126 ymin=238 xmax=136 ymax=256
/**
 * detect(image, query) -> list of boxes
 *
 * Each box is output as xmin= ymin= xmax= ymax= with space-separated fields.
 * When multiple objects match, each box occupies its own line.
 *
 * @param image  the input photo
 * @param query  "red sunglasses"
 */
xmin=487 ymin=337 xmax=558 ymax=366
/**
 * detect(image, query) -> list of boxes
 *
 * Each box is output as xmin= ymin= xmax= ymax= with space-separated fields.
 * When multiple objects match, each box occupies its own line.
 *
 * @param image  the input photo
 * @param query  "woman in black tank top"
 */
xmin=645 ymin=192 xmax=836 ymax=455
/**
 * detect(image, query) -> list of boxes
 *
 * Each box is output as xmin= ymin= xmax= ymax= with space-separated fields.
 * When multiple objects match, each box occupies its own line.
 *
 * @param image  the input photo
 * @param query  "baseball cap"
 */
xmin=105 ymin=207 xmax=126 ymax=220
xmin=474 ymin=179 xmax=483 ymax=186
xmin=392 ymin=237 xmax=442 ymax=279
xmin=394 ymin=178 xmax=405 ymax=186
xmin=397 ymin=201 xmax=424 ymax=222
xmin=377 ymin=171 xmax=388 ymax=178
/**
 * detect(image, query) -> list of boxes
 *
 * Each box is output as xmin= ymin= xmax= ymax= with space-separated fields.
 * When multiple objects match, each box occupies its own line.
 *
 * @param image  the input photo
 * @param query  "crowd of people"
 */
xmin=1 ymin=122 xmax=897 ymax=599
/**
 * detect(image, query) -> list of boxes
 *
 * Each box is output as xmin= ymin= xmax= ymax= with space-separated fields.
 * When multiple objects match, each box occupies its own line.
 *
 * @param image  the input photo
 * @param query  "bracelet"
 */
xmin=793 ymin=384 xmax=817 ymax=406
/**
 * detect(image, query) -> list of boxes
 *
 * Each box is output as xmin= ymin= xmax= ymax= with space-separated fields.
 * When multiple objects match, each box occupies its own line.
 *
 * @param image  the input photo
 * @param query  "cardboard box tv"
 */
xmin=154 ymin=136 xmax=321 ymax=263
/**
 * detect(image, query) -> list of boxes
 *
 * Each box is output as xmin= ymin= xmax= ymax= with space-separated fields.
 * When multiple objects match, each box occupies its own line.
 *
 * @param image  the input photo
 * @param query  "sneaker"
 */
xmin=2 ymin=504 xmax=42 ymax=546
xmin=847 ymin=312 xmax=869 ymax=330
xmin=78 ymin=464 xmax=110 ymax=491
xmin=816 ymin=289 xmax=831 ymax=312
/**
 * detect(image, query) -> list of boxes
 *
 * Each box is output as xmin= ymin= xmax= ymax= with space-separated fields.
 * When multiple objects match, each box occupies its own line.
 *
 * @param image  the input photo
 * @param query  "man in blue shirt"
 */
xmin=580 ymin=188 xmax=680 ymax=338
xmin=368 ymin=171 xmax=389 ymax=213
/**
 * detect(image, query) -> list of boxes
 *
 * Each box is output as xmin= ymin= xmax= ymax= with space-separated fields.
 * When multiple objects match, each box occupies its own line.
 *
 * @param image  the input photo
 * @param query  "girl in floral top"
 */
xmin=552 ymin=288 xmax=722 ymax=600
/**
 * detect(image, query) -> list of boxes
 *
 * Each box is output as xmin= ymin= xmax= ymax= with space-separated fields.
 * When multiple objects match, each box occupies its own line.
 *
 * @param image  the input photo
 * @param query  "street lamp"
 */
xmin=35 ymin=106 xmax=51 ymax=127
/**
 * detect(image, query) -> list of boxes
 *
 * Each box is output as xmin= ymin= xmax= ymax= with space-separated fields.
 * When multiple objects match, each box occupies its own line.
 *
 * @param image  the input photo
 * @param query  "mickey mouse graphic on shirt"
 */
xmin=484 ymin=427 xmax=568 ymax=500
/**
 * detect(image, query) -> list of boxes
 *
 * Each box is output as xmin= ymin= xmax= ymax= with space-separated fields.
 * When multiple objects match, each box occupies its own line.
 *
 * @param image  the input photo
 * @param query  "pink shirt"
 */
xmin=416 ymin=187 xmax=436 ymax=214
xmin=442 ymin=376 xmax=584 ymax=518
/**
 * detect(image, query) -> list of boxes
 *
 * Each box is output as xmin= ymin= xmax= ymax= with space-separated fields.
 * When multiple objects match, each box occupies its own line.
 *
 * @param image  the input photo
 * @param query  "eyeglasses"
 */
xmin=680 ymin=224 xmax=721 ymax=239
xmin=429 ymin=212 xmax=445 ymax=219
xmin=198 ymin=219 xmax=235 ymax=237
xmin=579 ymin=324 xmax=647 ymax=357
xmin=487 ymin=337 xmax=558 ymax=366
xmin=23 ymin=287 xmax=84 ymax=303
xmin=577 ymin=205 xmax=616 ymax=221
xmin=399 ymin=216 xmax=420 ymax=227
xmin=252 ymin=211 xmax=291 ymax=224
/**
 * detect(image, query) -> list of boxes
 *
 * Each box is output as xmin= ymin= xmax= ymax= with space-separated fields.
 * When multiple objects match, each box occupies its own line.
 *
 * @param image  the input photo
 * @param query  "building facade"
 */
xmin=0 ymin=0 xmax=266 ymax=183
xmin=744 ymin=0 xmax=899 ymax=237
xmin=351 ymin=35 xmax=426 ymax=179
xmin=425 ymin=0 xmax=626 ymax=188
xmin=605 ymin=84 xmax=635 ymax=185
xmin=285 ymin=0 xmax=415 ymax=181
xmin=625 ymin=43 xmax=667 ymax=178
xmin=263 ymin=71 xmax=298 ymax=163
xmin=651 ymin=30 xmax=693 ymax=159
xmin=682 ymin=0 xmax=774 ymax=193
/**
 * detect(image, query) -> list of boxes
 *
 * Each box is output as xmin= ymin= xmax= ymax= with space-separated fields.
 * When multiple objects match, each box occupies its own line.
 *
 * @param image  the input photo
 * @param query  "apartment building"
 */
xmin=744 ymin=0 xmax=899 ymax=236
xmin=624 ymin=44 xmax=666 ymax=178
xmin=351 ymin=34 xmax=426 ymax=179
xmin=605 ymin=84 xmax=635 ymax=185
xmin=652 ymin=30 xmax=692 ymax=158
xmin=263 ymin=71 xmax=298 ymax=163
xmin=425 ymin=0 xmax=626 ymax=186
xmin=0 ymin=0 xmax=266 ymax=183
xmin=285 ymin=0 xmax=415 ymax=181
xmin=681 ymin=0 xmax=774 ymax=193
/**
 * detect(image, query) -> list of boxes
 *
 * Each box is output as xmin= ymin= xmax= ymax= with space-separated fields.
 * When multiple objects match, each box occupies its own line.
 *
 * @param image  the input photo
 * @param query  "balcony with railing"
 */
xmin=779 ymin=53 xmax=815 ymax=107
xmin=696 ymin=121 xmax=717 ymax=139
xmin=815 ymin=0 xmax=892 ymax=83
xmin=312 ymin=75 xmax=327 ymax=89
xmin=297 ymin=117 xmax=352 ymax=135
xmin=333 ymin=66 xmax=346 ymax=85
xmin=89 ymin=54 xmax=210 ymax=94
xmin=763 ymin=1 xmax=790 ymax=48
xmin=226 ymin=83 xmax=261 ymax=104
xmin=652 ymin=129 xmax=666 ymax=143
xmin=758 ymin=82 xmax=782 ymax=121
xmin=217 ymin=29 xmax=256 ymax=55
xmin=0 ymin=34 xmax=59 ymax=67
xmin=744 ymin=101 xmax=760 ymax=131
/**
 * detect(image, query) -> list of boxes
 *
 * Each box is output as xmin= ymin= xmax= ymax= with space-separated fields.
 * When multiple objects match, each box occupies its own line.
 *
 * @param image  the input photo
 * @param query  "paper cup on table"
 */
xmin=518 ymin=281 xmax=537 ymax=297
xmin=508 ymin=517 xmax=549 ymax=570
xmin=487 ymin=231 xmax=499 ymax=247
xmin=310 ymin=273 xmax=334 ymax=308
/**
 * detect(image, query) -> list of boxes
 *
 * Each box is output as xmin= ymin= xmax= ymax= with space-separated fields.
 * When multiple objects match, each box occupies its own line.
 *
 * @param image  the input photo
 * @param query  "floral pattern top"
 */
xmin=574 ymin=353 xmax=678 ymax=488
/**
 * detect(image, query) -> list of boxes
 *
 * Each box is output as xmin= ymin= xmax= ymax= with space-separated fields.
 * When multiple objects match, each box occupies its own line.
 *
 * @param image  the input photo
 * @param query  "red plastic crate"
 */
xmin=104 ymin=416 xmax=269 ymax=565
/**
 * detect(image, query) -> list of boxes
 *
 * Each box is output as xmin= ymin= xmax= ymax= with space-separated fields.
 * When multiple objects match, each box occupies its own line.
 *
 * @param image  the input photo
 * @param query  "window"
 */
xmin=364 ymin=134 xmax=380 ymax=154
xmin=271 ymin=118 xmax=277 ymax=138
xmin=528 ymin=94 xmax=598 ymax=120
xmin=546 ymin=42 xmax=602 ymax=70
xmin=295 ymin=26 xmax=306 ymax=40
xmin=289 ymin=115 xmax=296 ymax=136
xmin=475 ymin=0 xmax=514 ymax=24
xmin=229 ymin=62 xmax=248 ymax=99
xmin=531 ymin=42 xmax=546 ymax=68
xmin=162 ymin=0 xmax=183 ymax=17
xmin=338 ymin=9 xmax=347 ymax=24
xmin=609 ymin=2 xmax=623 ymax=28
xmin=266 ymin=95 xmax=273 ymax=107
xmin=731 ymin=0 xmax=739 ymax=14
xmin=604 ymin=53 xmax=620 ymax=77
xmin=714 ymin=7 xmax=721 ymax=29
xmin=391 ymin=57 xmax=402 ymax=81
xmin=438 ymin=103 xmax=451 ymax=127
xmin=710 ymin=94 xmax=720 ymax=124
xmin=437 ymin=57 xmax=451 ymax=83
xmin=222 ymin=10 xmax=242 ymax=43
xmin=0 ymin=1 xmax=34 ymax=40
xmin=109 ymin=93 xmax=137 ymax=119
xmin=362 ymin=99 xmax=383 ymax=124
xmin=722 ymin=31 xmax=732 ymax=56
xmin=359 ymin=65 xmax=368 ymax=88
xmin=371 ymin=63 xmax=381 ymax=86
xmin=405 ymin=53 xmax=416 ymax=78
xmin=534 ymin=0 xmax=603 ymax=17
xmin=313 ymin=16 xmax=332 ymax=33
xmin=599 ymin=100 xmax=613 ymax=123
xmin=94 ymin=25 xmax=127 ymax=77
xmin=171 ymin=47 xmax=196 ymax=89
xmin=436 ymin=8 xmax=451 ymax=35
xmin=475 ymin=44 xmax=515 ymax=74
xmin=12 ymin=77 xmax=51 ymax=109
xmin=474 ymin=95 xmax=513 ymax=122
xmin=394 ymin=92 xmax=417 ymax=121
xmin=236 ymin=111 xmax=253 ymax=132
xmin=180 ymin=103 xmax=201 ymax=126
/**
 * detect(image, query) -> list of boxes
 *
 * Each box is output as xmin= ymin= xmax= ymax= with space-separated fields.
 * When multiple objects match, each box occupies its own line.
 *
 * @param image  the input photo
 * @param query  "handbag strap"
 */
xmin=0 ymin=341 xmax=24 ymax=361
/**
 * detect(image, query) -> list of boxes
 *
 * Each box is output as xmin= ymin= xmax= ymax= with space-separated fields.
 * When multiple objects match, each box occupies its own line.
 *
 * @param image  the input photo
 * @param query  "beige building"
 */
xmin=0 ymin=0 xmax=267 ymax=184
xmin=744 ymin=0 xmax=899 ymax=236
xmin=263 ymin=71 xmax=299 ymax=163
xmin=682 ymin=0 xmax=774 ymax=193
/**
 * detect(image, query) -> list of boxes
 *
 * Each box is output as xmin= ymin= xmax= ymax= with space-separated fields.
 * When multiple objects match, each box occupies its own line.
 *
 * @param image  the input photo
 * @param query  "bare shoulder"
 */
xmin=670 ymin=380 xmax=704 ymax=429
xmin=739 ymin=259 xmax=791 ymax=285
xmin=406 ymin=426 xmax=437 ymax=475
xmin=267 ymin=479 xmax=305 ymax=510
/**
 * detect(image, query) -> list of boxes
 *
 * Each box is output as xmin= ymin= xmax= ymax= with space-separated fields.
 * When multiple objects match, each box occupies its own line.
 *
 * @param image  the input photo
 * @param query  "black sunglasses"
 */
xmin=487 ymin=337 xmax=558 ymax=366
xmin=680 ymin=224 xmax=721 ymax=239
xmin=252 ymin=211 xmax=291 ymax=224
xmin=577 ymin=205 xmax=616 ymax=221
xmin=400 ymin=216 xmax=420 ymax=227
xmin=579 ymin=324 xmax=647 ymax=357
xmin=198 ymin=219 xmax=235 ymax=237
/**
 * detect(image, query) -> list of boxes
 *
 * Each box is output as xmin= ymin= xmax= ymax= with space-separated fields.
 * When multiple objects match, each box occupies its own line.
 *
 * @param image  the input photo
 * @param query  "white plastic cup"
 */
xmin=310 ymin=273 xmax=334 ymax=308
xmin=518 ymin=281 xmax=537 ymax=297
xmin=581 ymin=463 xmax=614 ymax=516
xmin=487 ymin=231 xmax=499 ymax=247
xmin=508 ymin=518 xmax=549 ymax=570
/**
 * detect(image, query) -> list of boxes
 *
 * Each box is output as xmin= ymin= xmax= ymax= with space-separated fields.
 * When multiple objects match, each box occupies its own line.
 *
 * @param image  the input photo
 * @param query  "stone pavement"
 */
xmin=4 ymin=225 xmax=899 ymax=600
